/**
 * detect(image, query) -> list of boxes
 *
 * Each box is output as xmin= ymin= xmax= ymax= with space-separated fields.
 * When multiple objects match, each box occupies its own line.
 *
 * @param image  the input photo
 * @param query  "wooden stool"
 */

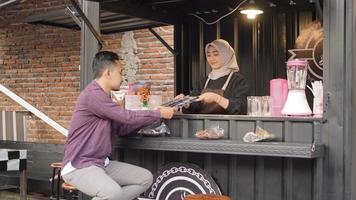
xmin=50 ymin=162 xmax=62 ymax=200
xmin=184 ymin=194 xmax=231 ymax=200
xmin=62 ymin=182 xmax=78 ymax=200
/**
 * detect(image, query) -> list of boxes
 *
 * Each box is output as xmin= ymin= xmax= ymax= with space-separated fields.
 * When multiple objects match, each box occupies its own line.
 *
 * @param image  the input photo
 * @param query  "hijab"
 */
xmin=205 ymin=39 xmax=239 ymax=80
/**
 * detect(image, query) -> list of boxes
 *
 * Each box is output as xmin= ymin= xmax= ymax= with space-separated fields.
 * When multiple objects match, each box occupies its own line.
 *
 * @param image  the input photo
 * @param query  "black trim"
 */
xmin=0 ymin=161 xmax=7 ymax=171
xmin=148 ymin=28 xmax=177 ymax=56
xmin=8 ymin=151 xmax=19 ymax=160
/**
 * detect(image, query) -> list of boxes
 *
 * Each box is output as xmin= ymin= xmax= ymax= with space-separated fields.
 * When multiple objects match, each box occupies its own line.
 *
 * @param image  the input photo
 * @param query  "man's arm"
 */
xmin=111 ymin=119 xmax=159 ymax=136
xmin=87 ymin=89 xmax=160 ymax=125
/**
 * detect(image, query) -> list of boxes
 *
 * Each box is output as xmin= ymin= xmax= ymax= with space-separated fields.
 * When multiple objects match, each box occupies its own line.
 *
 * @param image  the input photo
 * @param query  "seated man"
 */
xmin=61 ymin=51 xmax=175 ymax=200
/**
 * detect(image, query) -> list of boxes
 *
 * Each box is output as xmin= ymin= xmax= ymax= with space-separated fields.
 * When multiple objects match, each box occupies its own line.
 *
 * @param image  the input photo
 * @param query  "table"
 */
xmin=0 ymin=149 xmax=27 ymax=200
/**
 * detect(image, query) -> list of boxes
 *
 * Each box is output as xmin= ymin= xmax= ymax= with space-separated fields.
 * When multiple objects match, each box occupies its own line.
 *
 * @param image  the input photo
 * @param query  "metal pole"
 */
xmin=148 ymin=28 xmax=177 ymax=56
xmin=0 ymin=0 xmax=18 ymax=8
xmin=70 ymin=0 xmax=104 ymax=47
xmin=80 ymin=0 xmax=100 ymax=90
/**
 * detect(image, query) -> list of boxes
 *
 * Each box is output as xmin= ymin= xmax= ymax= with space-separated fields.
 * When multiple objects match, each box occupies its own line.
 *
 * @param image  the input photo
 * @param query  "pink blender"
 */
xmin=281 ymin=59 xmax=312 ymax=116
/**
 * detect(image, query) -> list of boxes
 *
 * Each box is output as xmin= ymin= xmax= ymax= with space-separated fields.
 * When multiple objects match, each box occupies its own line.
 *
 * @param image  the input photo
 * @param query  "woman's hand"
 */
xmin=174 ymin=93 xmax=190 ymax=109
xmin=174 ymin=93 xmax=185 ymax=99
xmin=196 ymin=92 xmax=221 ymax=104
xmin=196 ymin=92 xmax=229 ymax=109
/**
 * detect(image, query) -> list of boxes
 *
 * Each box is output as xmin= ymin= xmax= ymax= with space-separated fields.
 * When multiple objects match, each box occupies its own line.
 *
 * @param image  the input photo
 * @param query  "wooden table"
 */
xmin=0 ymin=149 xmax=27 ymax=200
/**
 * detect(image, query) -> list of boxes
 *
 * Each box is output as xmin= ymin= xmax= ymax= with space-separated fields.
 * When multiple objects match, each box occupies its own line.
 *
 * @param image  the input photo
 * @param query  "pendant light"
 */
xmin=240 ymin=0 xmax=264 ymax=19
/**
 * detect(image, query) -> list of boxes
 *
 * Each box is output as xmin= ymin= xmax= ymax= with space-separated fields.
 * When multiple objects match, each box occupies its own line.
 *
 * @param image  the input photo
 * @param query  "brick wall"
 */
xmin=134 ymin=28 xmax=174 ymax=97
xmin=0 ymin=0 xmax=174 ymax=143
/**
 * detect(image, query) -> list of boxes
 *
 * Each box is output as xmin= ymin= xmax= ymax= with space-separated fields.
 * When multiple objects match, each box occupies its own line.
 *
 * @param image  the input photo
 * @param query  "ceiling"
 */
xmin=25 ymin=5 xmax=166 ymax=34
xmin=88 ymin=0 xmax=318 ymax=24
xmin=24 ymin=0 xmax=318 ymax=34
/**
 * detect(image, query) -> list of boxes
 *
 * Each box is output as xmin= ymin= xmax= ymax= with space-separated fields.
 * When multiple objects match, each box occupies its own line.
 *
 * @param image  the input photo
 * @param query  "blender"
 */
xmin=281 ymin=59 xmax=312 ymax=116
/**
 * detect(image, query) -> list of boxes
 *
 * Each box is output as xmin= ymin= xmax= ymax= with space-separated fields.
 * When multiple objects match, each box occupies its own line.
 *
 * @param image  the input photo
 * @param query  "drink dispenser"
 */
xmin=270 ymin=79 xmax=288 ymax=116
xmin=281 ymin=59 xmax=312 ymax=116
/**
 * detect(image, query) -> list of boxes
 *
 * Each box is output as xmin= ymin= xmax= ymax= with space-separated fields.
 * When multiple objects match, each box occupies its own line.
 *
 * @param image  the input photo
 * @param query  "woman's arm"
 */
xmin=224 ymin=74 xmax=249 ymax=114
xmin=196 ymin=73 xmax=249 ymax=114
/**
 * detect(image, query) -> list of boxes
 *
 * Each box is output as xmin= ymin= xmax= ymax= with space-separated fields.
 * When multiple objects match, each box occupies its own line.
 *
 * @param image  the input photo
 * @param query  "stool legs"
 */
xmin=57 ymin=169 xmax=61 ymax=200
xmin=51 ymin=167 xmax=56 ymax=198
xmin=50 ymin=167 xmax=61 ymax=200
xmin=62 ymin=182 xmax=78 ymax=200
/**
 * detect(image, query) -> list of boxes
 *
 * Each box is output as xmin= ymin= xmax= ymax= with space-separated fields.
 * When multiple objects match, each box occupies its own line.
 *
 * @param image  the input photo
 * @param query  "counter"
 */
xmin=115 ymin=114 xmax=324 ymax=200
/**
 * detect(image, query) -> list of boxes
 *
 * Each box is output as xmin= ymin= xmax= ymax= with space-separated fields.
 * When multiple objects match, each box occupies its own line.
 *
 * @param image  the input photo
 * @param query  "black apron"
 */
xmin=199 ymin=72 xmax=234 ymax=114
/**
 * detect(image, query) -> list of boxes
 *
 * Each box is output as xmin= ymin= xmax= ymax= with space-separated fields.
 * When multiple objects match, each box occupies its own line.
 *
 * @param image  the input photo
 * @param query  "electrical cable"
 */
xmin=188 ymin=0 xmax=248 ymax=25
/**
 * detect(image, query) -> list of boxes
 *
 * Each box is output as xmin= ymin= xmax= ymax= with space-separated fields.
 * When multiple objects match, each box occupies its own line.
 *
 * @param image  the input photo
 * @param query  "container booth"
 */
xmin=76 ymin=0 xmax=356 ymax=200
xmin=1 ymin=0 xmax=356 ymax=200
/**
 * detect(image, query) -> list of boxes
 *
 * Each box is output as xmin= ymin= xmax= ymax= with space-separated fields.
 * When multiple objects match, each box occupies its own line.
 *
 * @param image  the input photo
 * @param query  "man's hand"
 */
xmin=117 ymin=99 xmax=125 ymax=108
xmin=158 ymin=106 xmax=177 ymax=119
xmin=196 ymin=92 xmax=221 ymax=104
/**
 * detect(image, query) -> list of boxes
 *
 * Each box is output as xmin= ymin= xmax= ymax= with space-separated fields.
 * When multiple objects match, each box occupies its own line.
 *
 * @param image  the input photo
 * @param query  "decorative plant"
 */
xmin=138 ymin=85 xmax=150 ymax=108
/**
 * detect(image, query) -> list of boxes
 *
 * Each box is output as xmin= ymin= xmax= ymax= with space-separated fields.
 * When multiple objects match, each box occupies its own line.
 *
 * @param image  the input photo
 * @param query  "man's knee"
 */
xmin=140 ymin=169 xmax=153 ymax=188
xmin=99 ymin=186 xmax=123 ymax=200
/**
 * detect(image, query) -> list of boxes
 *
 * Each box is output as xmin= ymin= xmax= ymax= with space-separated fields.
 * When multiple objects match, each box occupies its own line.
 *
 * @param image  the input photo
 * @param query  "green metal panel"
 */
xmin=117 ymin=115 xmax=323 ymax=200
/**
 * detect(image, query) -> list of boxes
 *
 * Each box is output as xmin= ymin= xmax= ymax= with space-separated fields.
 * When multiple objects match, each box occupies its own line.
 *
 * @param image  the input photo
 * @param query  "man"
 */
xmin=61 ymin=51 xmax=175 ymax=200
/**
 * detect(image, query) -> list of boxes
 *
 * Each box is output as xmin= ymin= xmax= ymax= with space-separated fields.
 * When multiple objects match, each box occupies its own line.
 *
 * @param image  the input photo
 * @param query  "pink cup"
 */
xmin=270 ymin=79 xmax=288 ymax=116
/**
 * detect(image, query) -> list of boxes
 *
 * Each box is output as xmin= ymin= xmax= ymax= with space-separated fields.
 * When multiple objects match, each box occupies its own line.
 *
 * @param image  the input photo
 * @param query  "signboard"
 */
xmin=141 ymin=163 xmax=222 ymax=200
xmin=288 ymin=21 xmax=323 ymax=81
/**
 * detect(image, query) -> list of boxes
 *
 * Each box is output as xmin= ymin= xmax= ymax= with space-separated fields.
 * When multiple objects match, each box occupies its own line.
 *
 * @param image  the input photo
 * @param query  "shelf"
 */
xmin=170 ymin=113 xmax=323 ymax=122
xmin=117 ymin=137 xmax=324 ymax=159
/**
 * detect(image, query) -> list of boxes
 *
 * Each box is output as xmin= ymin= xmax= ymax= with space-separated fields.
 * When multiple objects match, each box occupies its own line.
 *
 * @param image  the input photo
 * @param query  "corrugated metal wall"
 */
xmin=175 ymin=10 xmax=315 ymax=96
xmin=0 ymin=111 xmax=28 ymax=142
xmin=116 ymin=116 xmax=321 ymax=200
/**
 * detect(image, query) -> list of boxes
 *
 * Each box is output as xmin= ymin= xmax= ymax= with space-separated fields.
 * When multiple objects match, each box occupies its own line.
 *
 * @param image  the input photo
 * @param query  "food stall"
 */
xmin=1 ymin=0 xmax=354 ymax=200
xmin=75 ymin=0 xmax=355 ymax=200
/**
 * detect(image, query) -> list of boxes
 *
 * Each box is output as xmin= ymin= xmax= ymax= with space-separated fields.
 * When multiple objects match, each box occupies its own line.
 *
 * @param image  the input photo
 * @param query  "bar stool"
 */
xmin=184 ymin=194 xmax=231 ymax=200
xmin=62 ymin=182 xmax=78 ymax=200
xmin=50 ymin=162 xmax=62 ymax=200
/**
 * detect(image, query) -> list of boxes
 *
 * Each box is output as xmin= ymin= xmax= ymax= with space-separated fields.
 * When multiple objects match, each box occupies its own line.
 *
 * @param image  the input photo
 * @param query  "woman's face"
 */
xmin=207 ymin=45 xmax=223 ymax=69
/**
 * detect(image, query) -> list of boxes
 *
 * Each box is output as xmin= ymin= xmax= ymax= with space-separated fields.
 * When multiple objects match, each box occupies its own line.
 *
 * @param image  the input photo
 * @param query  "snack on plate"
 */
xmin=195 ymin=130 xmax=206 ymax=138
xmin=242 ymin=132 xmax=259 ymax=143
xmin=138 ymin=122 xmax=171 ymax=137
xmin=206 ymin=130 xmax=221 ymax=139
xmin=195 ymin=126 xmax=224 ymax=139
xmin=255 ymin=126 xmax=275 ymax=139
xmin=242 ymin=126 xmax=276 ymax=143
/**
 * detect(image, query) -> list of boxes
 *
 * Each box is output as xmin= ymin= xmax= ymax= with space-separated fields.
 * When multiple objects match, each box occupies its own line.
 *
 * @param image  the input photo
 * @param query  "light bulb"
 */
xmin=240 ymin=9 xmax=263 ymax=19
xmin=247 ymin=13 xmax=256 ymax=19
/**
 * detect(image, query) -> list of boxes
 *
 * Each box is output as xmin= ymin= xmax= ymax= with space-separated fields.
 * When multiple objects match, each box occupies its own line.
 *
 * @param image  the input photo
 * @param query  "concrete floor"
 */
xmin=0 ymin=191 xmax=49 ymax=200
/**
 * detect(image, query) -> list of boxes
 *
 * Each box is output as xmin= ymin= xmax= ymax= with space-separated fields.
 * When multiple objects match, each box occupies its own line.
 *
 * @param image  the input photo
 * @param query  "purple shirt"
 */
xmin=62 ymin=81 xmax=160 ymax=169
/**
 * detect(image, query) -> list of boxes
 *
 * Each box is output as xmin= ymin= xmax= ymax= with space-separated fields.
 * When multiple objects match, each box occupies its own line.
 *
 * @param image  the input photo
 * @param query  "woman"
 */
xmin=180 ymin=39 xmax=249 ymax=115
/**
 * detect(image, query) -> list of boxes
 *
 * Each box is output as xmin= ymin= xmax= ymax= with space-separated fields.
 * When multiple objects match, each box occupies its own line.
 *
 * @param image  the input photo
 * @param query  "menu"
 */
xmin=161 ymin=96 xmax=198 ymax=107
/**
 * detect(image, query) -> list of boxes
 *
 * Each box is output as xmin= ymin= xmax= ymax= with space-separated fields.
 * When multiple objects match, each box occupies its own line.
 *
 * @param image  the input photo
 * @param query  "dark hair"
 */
xmin=92 ymin=51 xmax=120 ymax=78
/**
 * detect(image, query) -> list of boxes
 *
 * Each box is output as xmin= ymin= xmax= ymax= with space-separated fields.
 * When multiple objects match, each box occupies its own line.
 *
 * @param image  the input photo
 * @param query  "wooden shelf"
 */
xmin=117 ymin=137 xmax=324 ymax=159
